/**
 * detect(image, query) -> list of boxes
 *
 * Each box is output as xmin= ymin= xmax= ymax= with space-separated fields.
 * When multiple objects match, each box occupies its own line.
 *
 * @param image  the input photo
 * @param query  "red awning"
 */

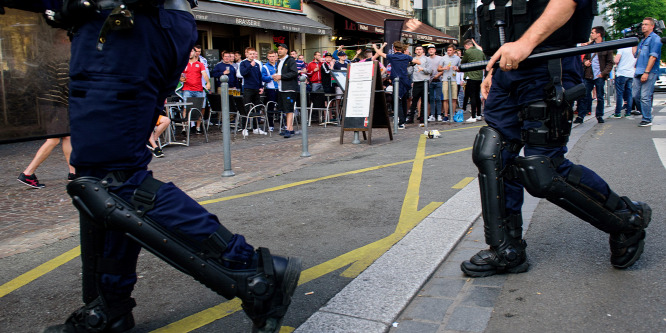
xmin=314 ymin=0 xmax=456 ymax=44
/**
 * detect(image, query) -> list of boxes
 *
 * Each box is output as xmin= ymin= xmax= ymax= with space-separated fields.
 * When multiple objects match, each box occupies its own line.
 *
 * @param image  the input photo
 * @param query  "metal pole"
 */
xmin=393 ymin=77 xmax=399 ymax=134
xmin=423 ymin=80 xmax=428 ymax=130
xmin=300 ymin=76 xmax=311 ymax=157
xmin=447 ymin=76 xmax=454 ymax=122
xmin=220 ymin=76 xmax=235 ymax=177
xmin=605 ymin=79 xmax=612 ymax=107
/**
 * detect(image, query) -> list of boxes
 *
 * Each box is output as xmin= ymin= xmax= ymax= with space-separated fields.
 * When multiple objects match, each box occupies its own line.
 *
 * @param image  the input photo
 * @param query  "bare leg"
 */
xmin=61 ymin=136 xmax=76 ymax=174
xmin=286 ymin=113 xmax=294 ymax=132
xmin=23 ymin=138 xmax=61 ymax=175
xmin=443 ymin=100 xmax=450 ymax=118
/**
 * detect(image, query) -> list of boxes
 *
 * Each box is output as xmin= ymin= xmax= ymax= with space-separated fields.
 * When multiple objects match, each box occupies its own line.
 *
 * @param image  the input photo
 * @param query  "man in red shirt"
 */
xmin=180 ymin=48 xmax=211 ymax=134
xmin=306 ymin=51 xmax=323 ymax=92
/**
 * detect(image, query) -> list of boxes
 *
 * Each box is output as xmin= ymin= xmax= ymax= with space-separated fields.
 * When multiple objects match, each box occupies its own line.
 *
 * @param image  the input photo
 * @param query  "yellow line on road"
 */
xmin=155 ymin=135 xmax=448 ymax=331
xmin=452 ymin=177 xmax=475 ymax=189
xmin=0 ymin=246 xmax=81 ymax=298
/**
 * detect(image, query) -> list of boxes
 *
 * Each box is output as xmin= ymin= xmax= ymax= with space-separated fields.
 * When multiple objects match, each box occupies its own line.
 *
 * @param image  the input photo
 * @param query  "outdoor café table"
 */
xmin=163 ymin=101 xmax=192 ymax=147
xmin=322 ymin=93 xmax=344 ymax=127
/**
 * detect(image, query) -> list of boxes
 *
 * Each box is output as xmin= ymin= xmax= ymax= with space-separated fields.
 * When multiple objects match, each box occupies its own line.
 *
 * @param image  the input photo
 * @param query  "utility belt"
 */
xmin=518 ymin=59 xmax=586 ymax=147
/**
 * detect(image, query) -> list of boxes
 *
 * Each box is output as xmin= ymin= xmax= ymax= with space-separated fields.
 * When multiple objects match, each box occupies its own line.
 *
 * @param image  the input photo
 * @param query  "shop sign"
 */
xmin=344 ymin=19 xmax=357 ymax=31
xmin=218 ymin=0 xmax=302 ymax=12
xmin=236 ymin=17 xmax=262 ymax=27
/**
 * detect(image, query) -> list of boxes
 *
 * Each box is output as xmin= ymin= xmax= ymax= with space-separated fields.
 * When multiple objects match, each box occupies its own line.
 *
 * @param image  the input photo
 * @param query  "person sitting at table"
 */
xmin=148 ymin=115 xmax=170 ymax=158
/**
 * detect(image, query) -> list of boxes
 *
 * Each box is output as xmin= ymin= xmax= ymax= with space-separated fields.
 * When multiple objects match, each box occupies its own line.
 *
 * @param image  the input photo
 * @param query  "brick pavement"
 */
xmin=0 ymin=120 xmax=465 ymax=259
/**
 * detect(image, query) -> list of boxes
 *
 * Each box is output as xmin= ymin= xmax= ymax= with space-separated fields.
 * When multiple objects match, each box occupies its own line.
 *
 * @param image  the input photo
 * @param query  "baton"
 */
xmin=459 ymin=37 xmax=640 ymax=72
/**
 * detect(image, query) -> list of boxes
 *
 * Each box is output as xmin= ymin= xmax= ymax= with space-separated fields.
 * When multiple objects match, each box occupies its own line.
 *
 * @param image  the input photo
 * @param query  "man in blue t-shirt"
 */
xmin=373 ymin=41 xmax=421 ymax=128
xmin=632 ymin=17 xmax=663 ymax=127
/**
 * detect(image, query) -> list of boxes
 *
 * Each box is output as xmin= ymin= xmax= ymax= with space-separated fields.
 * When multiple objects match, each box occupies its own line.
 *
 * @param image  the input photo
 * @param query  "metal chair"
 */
xmin=182 ymin=96 xmax=207 ymax=146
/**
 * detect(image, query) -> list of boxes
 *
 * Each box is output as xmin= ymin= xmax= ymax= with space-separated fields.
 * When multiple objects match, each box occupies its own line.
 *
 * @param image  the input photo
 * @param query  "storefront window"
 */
xmin=0 ymin=9 xmax=71 ymax=142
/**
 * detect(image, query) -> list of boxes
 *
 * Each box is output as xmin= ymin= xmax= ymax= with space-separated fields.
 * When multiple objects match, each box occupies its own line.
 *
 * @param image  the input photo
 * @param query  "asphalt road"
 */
xmin=0 ymin=123 xmax=484 ymax=332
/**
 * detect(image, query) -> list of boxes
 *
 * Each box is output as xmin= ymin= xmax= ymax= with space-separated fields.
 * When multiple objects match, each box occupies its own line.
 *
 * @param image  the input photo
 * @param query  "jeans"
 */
xmin=428 ymin=81 xmax=442 ymax=117
xmin=466 ymin=79 xmax=482 ymax=118
xmin=581 ymin=77 xmax=605 ymax=118
xmin=632 ymin=72 xmax=658 ymax=122
xmin=409 ymin=81 xmax=428 ymax=117
xmin=614 ymin=76 xmax=633 ymax=115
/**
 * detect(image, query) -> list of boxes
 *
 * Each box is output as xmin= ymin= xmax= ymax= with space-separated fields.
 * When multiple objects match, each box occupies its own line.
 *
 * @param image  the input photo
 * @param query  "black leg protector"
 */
xmin=514 ymin=155 xmax=651 ymax=268
xmin=461 ymin=126 xmax=529 ymax=277
xmin=64 ymin=176 xmax=301 ymax=332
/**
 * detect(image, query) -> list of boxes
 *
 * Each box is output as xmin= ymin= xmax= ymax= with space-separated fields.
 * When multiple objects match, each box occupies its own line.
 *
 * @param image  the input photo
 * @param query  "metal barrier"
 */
xmin=219 ymin=75 xmax=234 ymax=177
xmin=393 ymin=77 xmax=399 ymax=134
xmin=300 ymin=76 xmax=311 ymax=157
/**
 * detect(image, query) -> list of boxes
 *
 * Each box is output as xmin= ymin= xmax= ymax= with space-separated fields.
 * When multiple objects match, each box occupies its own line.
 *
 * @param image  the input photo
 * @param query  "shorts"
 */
xmin=441 ymin=81 xmax=458 ymax=100
xmin=156 ymin=115 xmax=167 ymax=126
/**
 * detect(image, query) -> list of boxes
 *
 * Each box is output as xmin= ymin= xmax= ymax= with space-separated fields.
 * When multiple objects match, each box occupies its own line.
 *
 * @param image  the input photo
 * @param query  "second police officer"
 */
xmin=460 ymin=0 xmax=652 ymax=277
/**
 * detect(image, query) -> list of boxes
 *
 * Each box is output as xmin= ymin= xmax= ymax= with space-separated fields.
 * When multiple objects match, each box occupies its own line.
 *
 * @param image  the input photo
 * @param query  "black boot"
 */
xmin=609 ymin=201 xmax=651 ymax=268
xmin=237 ymin=249 xmax=301 ymax=333
xmin=42 ymin=297 xmax=135 ymax=333
xmin=461 ymin=214 xmax=529 ymax=277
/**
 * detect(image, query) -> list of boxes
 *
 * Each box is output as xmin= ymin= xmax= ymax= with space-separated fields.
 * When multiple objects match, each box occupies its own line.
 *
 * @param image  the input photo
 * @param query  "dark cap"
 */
xmin=324 ymin=52 xmax=332 ymax=57
xmin=277 ymin=43 xmax=288 ymax=49
xmin=426 ymin=45 xmax=436 ymax=50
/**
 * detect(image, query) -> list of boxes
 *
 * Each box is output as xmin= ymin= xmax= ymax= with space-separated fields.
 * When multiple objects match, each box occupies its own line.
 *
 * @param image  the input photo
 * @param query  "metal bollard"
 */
xmin=423 ymin=80 xmax=429 ymax=129
xmin=606 ymin=79 xmax=612 ymax=107
xmin=393 ymin=77 xmax=399 ymax=134
xmin=220 ymin=75 xmax=235 ymax=177
xmin=447 ymin=76 xmax=454 ymax=123
xmin=300 ymin=76 xmax=311 ymax=157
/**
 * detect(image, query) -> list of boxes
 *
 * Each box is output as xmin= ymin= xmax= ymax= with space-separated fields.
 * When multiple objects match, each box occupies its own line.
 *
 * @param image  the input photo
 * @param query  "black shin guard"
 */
xmin=66 ymin=176 xmax=301 ymax=330
xmin=462 ymin=127 xmax=528 ymax=277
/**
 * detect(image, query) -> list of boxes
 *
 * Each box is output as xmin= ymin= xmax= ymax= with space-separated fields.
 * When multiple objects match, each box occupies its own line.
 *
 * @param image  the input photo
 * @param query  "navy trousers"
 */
xmin=68 ymin=8 xmax=228 ymax=296
xmin=483 ymin=57 xmax=611 ymax=215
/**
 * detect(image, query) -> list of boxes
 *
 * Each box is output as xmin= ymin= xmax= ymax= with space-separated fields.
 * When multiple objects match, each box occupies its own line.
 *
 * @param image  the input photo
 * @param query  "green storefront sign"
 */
xmin=223 ymin=0 xmax=302 ymax=12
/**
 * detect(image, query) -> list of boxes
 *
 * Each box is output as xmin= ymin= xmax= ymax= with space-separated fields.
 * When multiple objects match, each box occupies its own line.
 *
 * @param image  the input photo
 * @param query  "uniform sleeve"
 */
xmin=3 ymin=0 xmax=62 ymax=12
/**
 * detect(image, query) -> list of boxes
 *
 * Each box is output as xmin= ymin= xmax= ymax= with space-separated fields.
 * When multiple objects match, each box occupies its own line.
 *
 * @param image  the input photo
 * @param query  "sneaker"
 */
xmin=443 ymin=116 xmax=449 ymax=121
xmin=269 ymin=127 xmax=274 ymax=132
xmin=67 ymin=173 xmax=79 ymax=181
xmin=195 ymin=128 xmax=202 ymax=135
xmin=573 ymin=117 xmax=584 ymax=124
xmin=398 ymin=124 xmax=405 ymax=129
xmin=465 ymin=117 xmax=477 ymax=123
xmin=253 ymin=128 xmax=267 ymax=135
xmin=283 ymin=131 xmax=292 ymax=138
xmin=437 ymin=115 xmax=443 ymax=122
xmin=611 ymin=114 xmax=622 ymax=118
xmin=624 ymin=114 xmax=633 ymax=119
xmin=153 ymin=148 xmax=164 ymax=158
xmin=428 ymin=115 xmax=435 ymax=122
xmin=597 ymin=117 xmax=605 ymax=123
xmin=631 ymin=110 xmax=641 ymax=115
xmin=242 ymin=129 xmax=249 ymax=137
xmin=17 ymin=173 xmax=45 ymax=188
xmin=638 ymin=121 xmax=652 ymax=127
xmin=476 ymin=116 xmax=482 ymax=120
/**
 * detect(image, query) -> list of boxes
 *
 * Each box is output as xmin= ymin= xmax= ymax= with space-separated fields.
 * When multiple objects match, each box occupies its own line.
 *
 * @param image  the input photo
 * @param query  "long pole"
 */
xmin=220 ymin=76 xmax=234 ymax=177
xmin=423 ymin=80 xmax=428 ymax=130
xmin=300 ymin=75 xmax=311 ymax=157
xmin=393 ymin=77 xmax=399 ymax=134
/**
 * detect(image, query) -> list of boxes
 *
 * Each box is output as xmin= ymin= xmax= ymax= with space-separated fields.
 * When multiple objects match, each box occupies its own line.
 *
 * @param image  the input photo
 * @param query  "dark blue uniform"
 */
xmin=483 ymin=56 xmax=611 ymax=215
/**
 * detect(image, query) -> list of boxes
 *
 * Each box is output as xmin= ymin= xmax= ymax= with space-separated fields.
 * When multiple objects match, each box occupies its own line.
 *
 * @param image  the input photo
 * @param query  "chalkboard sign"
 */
xmin=203 ymin=49 xmax=219 ymax=67
xmin=340 ymin=60 xmax=392 ymax=145
xmin=259 ymin=43 xmax=273 ymax=62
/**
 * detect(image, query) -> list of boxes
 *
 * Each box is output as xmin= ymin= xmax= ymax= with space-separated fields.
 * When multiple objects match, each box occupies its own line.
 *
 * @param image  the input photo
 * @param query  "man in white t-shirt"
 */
xmin=612 ymin=47 xmax=636 ymax=118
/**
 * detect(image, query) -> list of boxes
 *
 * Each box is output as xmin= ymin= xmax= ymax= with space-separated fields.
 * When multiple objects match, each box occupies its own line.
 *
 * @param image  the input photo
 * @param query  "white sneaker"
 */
xmin=465 ymin=117 xmax=477 ymax=123
xmin=476 ymin=116 xmax=482 ymax=120
xmin=269 ymin=127 xmax=274 ymax=132
xmin=428 ymin=115 xmax=435 ymax=122
xmin=437 ymin=115 xmax=443 ymax=122
xmin=253 ymin=128 xmax=267 ymax=135
xmin=242 ymin=129 xmax=248 ymax=137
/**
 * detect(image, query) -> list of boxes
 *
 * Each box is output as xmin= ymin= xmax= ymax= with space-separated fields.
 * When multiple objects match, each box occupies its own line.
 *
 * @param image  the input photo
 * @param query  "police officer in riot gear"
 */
xmin=460 ymin=0 xmax=652 ymax=277
xmin=2 ymin=1 xmax=301 ymax=332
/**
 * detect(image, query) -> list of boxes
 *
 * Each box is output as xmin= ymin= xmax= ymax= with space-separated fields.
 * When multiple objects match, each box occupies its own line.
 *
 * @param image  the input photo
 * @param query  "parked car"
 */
xmin=655 ymin=67 xmax=666 ymax=92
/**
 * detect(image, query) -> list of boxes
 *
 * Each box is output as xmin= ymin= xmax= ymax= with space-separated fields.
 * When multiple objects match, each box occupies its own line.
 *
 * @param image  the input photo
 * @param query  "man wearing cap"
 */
xmin=333 ymin=45 xmax=352 ymax=65
xmin=274 ymin=44 xmax=300 ymax=138
xmin=321 ymin=52 xmax=336 ymax=94
xmin=426 ymin=45 xmax=444 ymax=121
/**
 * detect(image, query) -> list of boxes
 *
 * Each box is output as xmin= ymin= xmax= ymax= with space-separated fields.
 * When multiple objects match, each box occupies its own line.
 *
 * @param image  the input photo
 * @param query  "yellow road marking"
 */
xmin=153 ymin=135 xmax=446 ymax=331
xmin=452 ymin=177 xmax=475 ymax=189
xmin=2 ymin=134 xmax=479 ymax=331
xmin=0 ymin=246 xmax=81 ymax=298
